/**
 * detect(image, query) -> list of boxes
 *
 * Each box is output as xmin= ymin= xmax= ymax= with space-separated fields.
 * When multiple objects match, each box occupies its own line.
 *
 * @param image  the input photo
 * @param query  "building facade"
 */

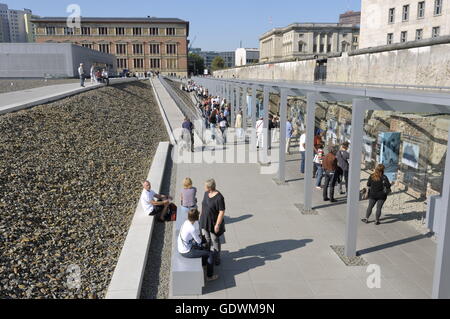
xmin=260 ymin=23 xmax=360 ymax=63
xmin=31 ymin=17 xmax=189 ymax=77
xmin=193 ymin=49 xmax=235 ymax=70
xmin=360 ymin=0 xmax=450 ymax=48
xmin=0 ymin=3 xmax=34 ymax=43
xmin=339 ymin=11 xmax=361 ymax=24
xmin=235 ymin=48 xmax=260 ymax=66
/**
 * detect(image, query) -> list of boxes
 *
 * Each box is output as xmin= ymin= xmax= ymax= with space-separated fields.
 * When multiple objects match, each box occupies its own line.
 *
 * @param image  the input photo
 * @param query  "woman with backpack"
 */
xmin=362 ymin=164 xmax=392 ymax=226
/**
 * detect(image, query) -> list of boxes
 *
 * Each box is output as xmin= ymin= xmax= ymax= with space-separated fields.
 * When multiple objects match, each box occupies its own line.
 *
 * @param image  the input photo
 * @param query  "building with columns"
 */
xmin=31 ymin=16 xmax=189 ymax=77
xmin=260 ymin=23 xmax=360 ymax=63
xmin=360 ymin=0 xmax=450 ymax=48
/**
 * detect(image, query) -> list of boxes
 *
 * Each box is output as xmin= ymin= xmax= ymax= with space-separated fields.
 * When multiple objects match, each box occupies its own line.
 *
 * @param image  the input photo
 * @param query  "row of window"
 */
xmin=45 ymin=26 xmax=179 ymax=36
xmin=387 ymin=26 xmax=441 ymax=44
xmin=388 ymin=0 xmax=443 ymax=23
xmin=80 ymin=43 xmax=178 ymax=55
xmin=117 ymin=58 xmax=178 ymax=69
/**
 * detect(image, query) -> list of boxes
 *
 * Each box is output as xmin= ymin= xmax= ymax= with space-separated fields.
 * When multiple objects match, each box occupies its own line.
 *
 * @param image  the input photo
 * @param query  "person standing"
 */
xmin=336 ymin=142 xmax=350 ymax=195
xmin=322 ymin=146 xmax=339 ymax=203
xmin=209 ymin=109 xmax=218 ymax=142
xmin=200 ymin=179 xmax=226 ymax=266
xmin=102 ymin=69 xmax=109 ymax=86
xmin=178 ymin=209 xmax=219 ymax=282
xmin=314 ymin=144 xmax=325 ymax=189
xmin=286 ymin=119 xmax=293 ymax=155
xmin=218 ymin=112 xmax=228 ymax=145
xmin=272 ymin=116 xmax=280 ymax=143
xmin=90 ymin=65 xmax=96 ymax=84
xmin=235 ymin=110 xmax=243 ymax=142
xmin=267 ymin=115 xmax=274 ymax=150
xmin=362 ymin=164 xmax=392 ymax=226
xmin=182 ymin=117 xmax=195 ymax=152
xmin=78 ymin=63 xmax=85 ymax=87
xmin=299 ymin=130 xmax=307 ymax=174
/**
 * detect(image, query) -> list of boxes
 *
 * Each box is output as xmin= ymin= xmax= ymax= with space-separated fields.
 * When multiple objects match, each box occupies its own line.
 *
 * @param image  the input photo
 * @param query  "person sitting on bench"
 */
xmin=178 ymin=209 xmax=219 ymax=282
xmin=140 ymin=181 xmax=171 ymax=222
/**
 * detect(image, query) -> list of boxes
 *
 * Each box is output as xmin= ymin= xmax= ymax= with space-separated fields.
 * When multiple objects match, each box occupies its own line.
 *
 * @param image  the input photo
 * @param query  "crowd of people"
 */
xmin=77 ymin=63 xmax=110 ymax=87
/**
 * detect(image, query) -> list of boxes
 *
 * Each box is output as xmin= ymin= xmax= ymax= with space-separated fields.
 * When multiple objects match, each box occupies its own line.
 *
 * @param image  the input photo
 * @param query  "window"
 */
xmin=98 ymin=27 xmax=108 ymax=35
xmin=298 ymin=42 xmax=305 ymax=52
xmin=166 ymin=43 xmax=177 ymax=55
xmin=116 ymin=27 xmax=125 ymax=35
xmin=418 ymin=1 xmax=426 ymax=18
xmin=434 ymin=0 xmax=443 ymax=15
xmin=166 ymin=28 xmax=175 ymax=36
xmin=416 ymin=29 xmax=423 ymax=40
xmin=82 ymin=44 xmax=93 ymax=49
xmin=133 ymin=27 xmax=142 ymax=36
xmin=149 ymin=27 xmax=159 ymax=35
xmin=149 ymin=43 xmax=160 ymax=54
xmin=150 ymin=58 xmax=161 ymax=69
xmin=133 ymin=58 xmax=144 ymax=69
xmin=387 ymin=33 xmax=394 ymax=44
xmin=388 ymin=8 xmax=395 ymax=23
xmin=81 ymin=27 xmax=91 ymax=35
xmin=99 ymin=44 xmax=110 ymax=53
xmin=400 ymin=31 xmax=408 ymax=42
xmin=166 ymin=58 xmax=177 ymax=69
xmin=133 ymin=44 xmax=143 ymax=54
xmin=117 ymin=58 xmax=127 ymax=69
xmin=46 ymin=27 xmax=56 ymax=35
xmin=402 ymin=5 xmax=410 ymax=21
xmin=64 ymin=27 xmax=74 ymax=35
xmin=116 ymin=44 xmax=127 ymax=55
xmin=352 ymin=35 xmax=358 ymax=43
xmin=432 ymin=26 xmax=441 ymax=37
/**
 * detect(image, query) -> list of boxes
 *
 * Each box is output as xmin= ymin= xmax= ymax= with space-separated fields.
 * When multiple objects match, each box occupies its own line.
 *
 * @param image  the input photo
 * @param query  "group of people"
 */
xmin=140 ymin=177 xmax=226 ymax=282
xmin=200 ymin=95 xmax=232 ymax=144
xmin=77 ymin=63 xmax=109 ymax=87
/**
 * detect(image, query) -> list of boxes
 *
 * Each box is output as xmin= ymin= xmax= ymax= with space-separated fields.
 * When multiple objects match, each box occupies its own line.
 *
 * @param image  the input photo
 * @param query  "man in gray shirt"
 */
xmin=78 ymin=63 xmax=85 ymax=87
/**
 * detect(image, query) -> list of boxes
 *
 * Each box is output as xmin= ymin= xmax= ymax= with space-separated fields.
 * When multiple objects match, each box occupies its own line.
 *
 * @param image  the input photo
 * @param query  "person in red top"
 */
xmin=322 ymin=146 xmax=339 ymax=202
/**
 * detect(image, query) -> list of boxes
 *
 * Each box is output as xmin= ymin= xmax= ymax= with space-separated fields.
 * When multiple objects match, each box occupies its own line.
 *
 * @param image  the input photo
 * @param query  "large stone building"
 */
xmin=339 ymin=10 xmax=361 ymax=25
xmin=0 ymin=3 xmax=34 ymax=43
xmin=31 ymin=16 xmax=189 ymax=77
xmin=260 ymin=23 xmax=360 ymax=63
xmin=360 ymin=0 xmax=450 ymax=48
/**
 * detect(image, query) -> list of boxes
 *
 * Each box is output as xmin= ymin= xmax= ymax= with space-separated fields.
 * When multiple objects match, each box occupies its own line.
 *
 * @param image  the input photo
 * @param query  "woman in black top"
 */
xmin=362 ymin=164 xmax=392 ymax=226
xmin=200 ymin=179 xmax=226 ymax=266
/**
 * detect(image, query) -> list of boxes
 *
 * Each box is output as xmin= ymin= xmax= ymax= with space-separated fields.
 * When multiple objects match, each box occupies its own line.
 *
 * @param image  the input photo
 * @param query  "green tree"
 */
xmin=188 ymin=53 xmax=205 ymax=76
xmin=211 ymin=56 xmax=225 ymax=72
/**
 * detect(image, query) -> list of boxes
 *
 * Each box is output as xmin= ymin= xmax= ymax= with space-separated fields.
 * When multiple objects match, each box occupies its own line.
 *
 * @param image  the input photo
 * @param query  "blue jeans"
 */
xmin=300 ymin=151 xmax=306 ymax=174
xmin=315 ymin=164 xmax=324 ymax=187
xmin=79 ymin=76 xmax=85 ymax=87
xmin=181 ymin=247 xmax=214 ymax=278
xmin=210 ymin=123 xmax=216 ymax=140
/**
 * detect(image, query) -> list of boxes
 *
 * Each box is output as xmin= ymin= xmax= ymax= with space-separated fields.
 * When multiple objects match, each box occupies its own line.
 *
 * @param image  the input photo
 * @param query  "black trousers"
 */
xmin=323 ymin=171 xmax=337 ymax=200
xmin=181 ymin=248 xmax=214 ymax=278
xmin=366 ymin=198 xmax=386 ymax=222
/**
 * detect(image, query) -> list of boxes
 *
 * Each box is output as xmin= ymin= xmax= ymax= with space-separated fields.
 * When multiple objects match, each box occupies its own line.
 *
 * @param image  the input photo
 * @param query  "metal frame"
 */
xmin=194 ymin=76 xmax=450 ymax=299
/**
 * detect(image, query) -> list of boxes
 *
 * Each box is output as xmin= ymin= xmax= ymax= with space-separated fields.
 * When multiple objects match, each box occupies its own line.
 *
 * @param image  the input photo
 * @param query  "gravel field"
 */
xmin=0 ymin=81 xmax=168 ymax=299
xmin=0 ymin=79 xmax=79 ymax=94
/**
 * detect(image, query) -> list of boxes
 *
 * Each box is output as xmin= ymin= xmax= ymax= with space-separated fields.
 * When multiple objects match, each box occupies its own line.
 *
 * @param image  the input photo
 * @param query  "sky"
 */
xmin=8 ymin=0 xmax=361 ymax=51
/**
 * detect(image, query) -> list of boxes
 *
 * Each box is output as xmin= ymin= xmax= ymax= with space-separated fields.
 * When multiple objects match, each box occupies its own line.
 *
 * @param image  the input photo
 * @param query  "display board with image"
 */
xmin=402 ymin=142 xmax=420 ymax=169
xmin=377 ymin=132 xmax=401 ymax=182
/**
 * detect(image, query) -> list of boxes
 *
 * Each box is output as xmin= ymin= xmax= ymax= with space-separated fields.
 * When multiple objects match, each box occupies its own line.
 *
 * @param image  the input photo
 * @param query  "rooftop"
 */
xmin=260 ymin=22 xmax=360 ymax=40
xmin=31 ymin=16 xmax=188 ymax=24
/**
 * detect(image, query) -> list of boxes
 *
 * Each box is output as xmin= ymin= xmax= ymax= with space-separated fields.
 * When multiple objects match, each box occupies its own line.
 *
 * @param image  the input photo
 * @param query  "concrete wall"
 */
xmin=0 ymin=43 xmax=116 ymax=78
xmin=327 ymin=42 xmax=450 ymax=86
xmin=214 ymin=59 xmax=316 ymax=82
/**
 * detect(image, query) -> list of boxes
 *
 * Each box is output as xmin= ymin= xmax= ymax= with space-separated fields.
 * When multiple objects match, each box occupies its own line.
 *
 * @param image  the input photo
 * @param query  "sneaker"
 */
xmin=206 ymin=275 xmax=219 ymax=282
xmin=375 ymin=221 xmax=381 ymax=226
xmin=316 ymin=187 xmax=322 ymax=190
xmin=361 ymin=219 xmax=369 ymax=224
xmin=324 ymin=198 xmax=330 ymax=202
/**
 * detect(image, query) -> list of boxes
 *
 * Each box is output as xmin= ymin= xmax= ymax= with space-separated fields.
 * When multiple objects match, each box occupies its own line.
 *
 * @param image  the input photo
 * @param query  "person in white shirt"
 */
xmin=90 ymin=65 xmax=96 ymax=84
xmin=255 ymin=117 xmax=264 ymax=149
xmin=299 ymin=131 xmax=307 ymax=174
xmin=78 ymin=63 xmax=85 ymax=87
xmin=178 ymin=209 xmax=218 ymax=282
xmin=140 ymin=181 xmax=172 ymax=222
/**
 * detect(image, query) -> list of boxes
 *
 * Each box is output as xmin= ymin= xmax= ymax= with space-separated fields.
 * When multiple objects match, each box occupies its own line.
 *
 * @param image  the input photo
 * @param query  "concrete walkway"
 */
xmin=153 ymin=79 xmax=437 ymax=299
xmin=0 ymin=78 xmax=137 ymax=115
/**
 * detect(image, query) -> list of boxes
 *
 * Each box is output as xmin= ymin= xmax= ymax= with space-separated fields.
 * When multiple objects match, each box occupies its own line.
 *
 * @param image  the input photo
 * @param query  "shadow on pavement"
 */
xmin=224 ymin=214 xmax=253 ymax=225
xmin=203 ymin=239 xmax=313 ymax=295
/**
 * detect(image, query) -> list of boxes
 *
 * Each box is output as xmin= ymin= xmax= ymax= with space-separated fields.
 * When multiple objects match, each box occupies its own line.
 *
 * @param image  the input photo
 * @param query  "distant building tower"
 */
xmin=339 ymin=11 xmax=361 ymax=25
xmin=0 ymin=3 xmax=34 ymax=42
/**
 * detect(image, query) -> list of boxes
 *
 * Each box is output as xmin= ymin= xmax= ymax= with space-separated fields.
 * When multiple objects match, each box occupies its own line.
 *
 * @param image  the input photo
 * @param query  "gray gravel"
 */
xmin=0 ymin=81 xmax=168 ymax=299
xmin=0 ymin=79 xmax=79 ymax=94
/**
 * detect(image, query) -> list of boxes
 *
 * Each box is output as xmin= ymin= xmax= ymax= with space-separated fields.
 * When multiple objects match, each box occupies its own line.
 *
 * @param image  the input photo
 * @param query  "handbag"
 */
xmin=383 ymin=176 xmax=392 ymax=196
xmin=360 ymin=188 xmax=369 ymax=201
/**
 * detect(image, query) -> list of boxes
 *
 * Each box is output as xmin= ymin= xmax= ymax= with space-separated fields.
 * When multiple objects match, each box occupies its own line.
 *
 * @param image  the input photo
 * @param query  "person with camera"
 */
xmin=178 ymin=209 xmax=219 ymax=282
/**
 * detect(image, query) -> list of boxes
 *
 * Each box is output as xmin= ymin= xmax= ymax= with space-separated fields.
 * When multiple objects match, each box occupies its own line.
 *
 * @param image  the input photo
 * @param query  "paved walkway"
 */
xmin=0 ymin=78 xmax=137 ymax=115
xmin=154 ymin=79 xmax=437 ymax=299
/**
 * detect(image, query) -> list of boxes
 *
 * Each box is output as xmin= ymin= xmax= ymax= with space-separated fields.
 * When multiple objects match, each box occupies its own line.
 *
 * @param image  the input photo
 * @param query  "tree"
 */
xmin=188 ymin=53 xmax=205 ymax=76
xmin=211 ymin=56 xmax=225 ymax=72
